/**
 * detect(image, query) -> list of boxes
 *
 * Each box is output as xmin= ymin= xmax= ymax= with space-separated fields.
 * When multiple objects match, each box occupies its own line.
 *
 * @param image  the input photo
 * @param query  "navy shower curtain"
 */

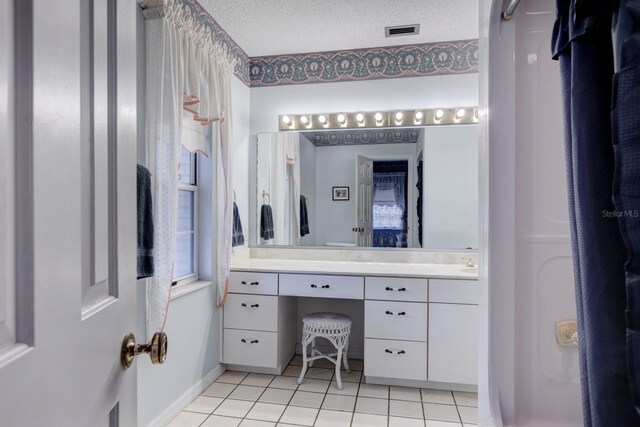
xmin=553 ymin=0 xmax=640 ymax=425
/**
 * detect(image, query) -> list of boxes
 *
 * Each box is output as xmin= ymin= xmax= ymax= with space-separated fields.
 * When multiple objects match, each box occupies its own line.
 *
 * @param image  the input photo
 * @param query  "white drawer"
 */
xmin=224 ymin=294 xmax=278 ymax=332
xmin=366 ymin=276 xmax=428 ymax=302
xmin=228 ymin=271 xmax=278 ymax=295
xmin=429 ymin=279 xmax=477 ymax=304
xmin=364 ymin=338 xmax=427 ymax=381
xmin=279 ymin=274 xmax=364 ymax=300
xmin=223 ymin=329 xmax=277 ymax=368
xmin=365 ymin=300 xmax=427 ymax=341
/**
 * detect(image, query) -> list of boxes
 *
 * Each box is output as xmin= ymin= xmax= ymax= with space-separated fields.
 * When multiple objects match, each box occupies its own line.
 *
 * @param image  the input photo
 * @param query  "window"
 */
xmin=373 ymin=202 xmax=404 ymax=229
xmin=173 ymin=147 xmax=198 ymax=284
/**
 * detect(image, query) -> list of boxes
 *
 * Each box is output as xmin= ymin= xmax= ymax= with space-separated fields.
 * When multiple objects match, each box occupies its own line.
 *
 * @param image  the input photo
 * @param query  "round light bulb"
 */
xmin=337 ymin=114 xmax=346 ymax=123
xmin=300 ymin=115 xmax=309 ymax=124
xmin=395 ymin=112 xmax=404 ymax=121
xmin=415 ymin=111 xmax=424 ymax=120
xmin=434 ymin=109 xmax=445 ymax=120
xmin=356 ymin=113 xmax=365 ymax=123
xmin=374 ymin=112 xmax=383 ymax=122
xmin=282 ymin=115 xmax=291 ymax=124
xmin=456 ymin=108 xmax=466 ymax=118
xmin=318 ymin=115 xmax=327 ymax=124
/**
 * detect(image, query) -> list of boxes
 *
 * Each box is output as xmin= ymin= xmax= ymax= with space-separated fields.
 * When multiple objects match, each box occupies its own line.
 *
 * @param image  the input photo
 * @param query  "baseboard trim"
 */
xmin=147 ymin=364 xmax=226 ymax=427
xmin=365 ymin=376 xmax=477 ymax=392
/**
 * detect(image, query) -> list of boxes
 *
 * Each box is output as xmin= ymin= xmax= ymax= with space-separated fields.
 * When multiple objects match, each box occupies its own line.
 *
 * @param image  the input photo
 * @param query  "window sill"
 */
xmin=170 ymin=280 xmax=212 ymax=301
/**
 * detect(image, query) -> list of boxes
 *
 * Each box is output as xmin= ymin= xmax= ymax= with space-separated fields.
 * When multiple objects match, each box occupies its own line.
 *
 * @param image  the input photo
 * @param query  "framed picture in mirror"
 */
xmin=332 ymin=186 xmax=349 ymax=201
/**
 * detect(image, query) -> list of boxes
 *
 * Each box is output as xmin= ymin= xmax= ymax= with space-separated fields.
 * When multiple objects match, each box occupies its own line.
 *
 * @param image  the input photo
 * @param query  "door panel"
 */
xmin=0 ymin=0 xmax=17 ymax=354
xmin=356 ymin=155 xmax=373 ymax=246
xmin=0 ymin=1 xmax=138 ymax=425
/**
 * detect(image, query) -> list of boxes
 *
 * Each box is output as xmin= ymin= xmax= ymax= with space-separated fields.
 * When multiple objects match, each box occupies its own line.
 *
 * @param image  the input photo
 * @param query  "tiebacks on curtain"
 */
xmin=141 ymin=0 xmax=236 ymax=128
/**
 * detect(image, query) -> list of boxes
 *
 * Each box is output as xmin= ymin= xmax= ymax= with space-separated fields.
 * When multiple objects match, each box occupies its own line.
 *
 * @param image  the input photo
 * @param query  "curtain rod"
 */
xmin=502 ymin=0 xmax=522 ymax=20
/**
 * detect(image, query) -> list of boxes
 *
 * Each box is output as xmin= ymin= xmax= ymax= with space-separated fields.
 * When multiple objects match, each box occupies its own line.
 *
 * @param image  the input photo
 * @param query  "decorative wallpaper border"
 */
xmin=182 ymin=0 xmax=478 ymax=87
xmin=301 ymin=128 xmax=421 ymax=147
xmin=249 ymin=40 xmax=479 ymax=87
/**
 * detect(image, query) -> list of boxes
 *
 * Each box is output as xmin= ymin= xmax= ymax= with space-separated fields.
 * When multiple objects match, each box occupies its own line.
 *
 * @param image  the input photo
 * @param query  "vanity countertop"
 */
xmin=230 ymin=258 xmax=478 ymax=280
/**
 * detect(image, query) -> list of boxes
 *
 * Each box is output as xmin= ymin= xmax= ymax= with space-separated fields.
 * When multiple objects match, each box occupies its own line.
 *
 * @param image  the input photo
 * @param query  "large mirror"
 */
xmin=255 ymin=124 xmax=478 ymax=250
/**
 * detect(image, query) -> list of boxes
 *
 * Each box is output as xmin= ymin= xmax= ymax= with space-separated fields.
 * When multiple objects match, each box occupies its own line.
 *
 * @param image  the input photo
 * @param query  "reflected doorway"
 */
xmin=372 ymin=160 xmax=409 ymax=248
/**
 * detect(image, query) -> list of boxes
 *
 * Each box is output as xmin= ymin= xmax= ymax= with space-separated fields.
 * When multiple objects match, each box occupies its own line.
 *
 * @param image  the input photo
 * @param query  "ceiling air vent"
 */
xmin=385 ymin=24 xmax=420 ymax=37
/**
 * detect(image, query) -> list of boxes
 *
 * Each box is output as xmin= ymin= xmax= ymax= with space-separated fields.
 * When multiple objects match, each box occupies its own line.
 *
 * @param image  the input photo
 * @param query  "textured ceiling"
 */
xmin=197 ymin=0 xmax=479 ymax=56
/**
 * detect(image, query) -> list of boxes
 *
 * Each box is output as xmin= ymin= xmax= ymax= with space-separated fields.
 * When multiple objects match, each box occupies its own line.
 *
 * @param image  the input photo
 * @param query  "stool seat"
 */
xmin=302 ymin=312 xmax=352 ymax=332
xmin=299 ymin=312 xmax=352 ymax=390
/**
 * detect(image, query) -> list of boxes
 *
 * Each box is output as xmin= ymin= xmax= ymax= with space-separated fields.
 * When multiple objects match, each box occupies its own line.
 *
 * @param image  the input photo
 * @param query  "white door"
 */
xmin=0 ymin=1 xmax=139 ymax=425
xmin=356 ymin=155 xmax=374 ymax=246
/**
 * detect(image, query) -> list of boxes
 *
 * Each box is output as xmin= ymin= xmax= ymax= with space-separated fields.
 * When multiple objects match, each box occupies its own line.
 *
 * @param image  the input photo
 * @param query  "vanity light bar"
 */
xmin=278 ymin=107 xmax=479 ymax=130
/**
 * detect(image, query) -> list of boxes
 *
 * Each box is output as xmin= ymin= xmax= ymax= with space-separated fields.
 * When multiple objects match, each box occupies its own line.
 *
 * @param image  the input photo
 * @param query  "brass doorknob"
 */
xmin=121 ymin=332 xmax=168 ymax=369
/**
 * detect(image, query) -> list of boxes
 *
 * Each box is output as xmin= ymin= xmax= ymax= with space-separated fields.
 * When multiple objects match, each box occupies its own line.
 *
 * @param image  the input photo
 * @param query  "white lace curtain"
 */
xmin=373 ymin=172 xmax=406 ymax=210
xmin=142 ymin=0 xmax=235 ymax=337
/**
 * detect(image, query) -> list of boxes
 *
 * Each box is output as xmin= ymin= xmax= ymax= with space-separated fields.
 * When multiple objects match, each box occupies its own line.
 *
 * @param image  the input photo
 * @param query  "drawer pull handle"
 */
xmin=385 ymin=287 xmax=407 ymax=292
xmin=241 ymin=303 xmax=260 ymax=308
xmin=385 ymin=311 xmax=406 ymax=316
xmin=241 ymin=281 xmax=260 ymax=286
xmin=322 ymin=285 xmax=330 ymax=289
xmin=384 ymin=349 xmax=406 ymax=355
xmin=241 ymin=339 xmax=259 ymax=344
xmin=310 ymin=284 xmax=331 ymax=289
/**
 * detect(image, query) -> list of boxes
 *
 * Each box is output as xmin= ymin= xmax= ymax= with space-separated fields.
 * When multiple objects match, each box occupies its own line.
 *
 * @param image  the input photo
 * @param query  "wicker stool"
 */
xmin=298 ymin=312 xmax=352 ymax=390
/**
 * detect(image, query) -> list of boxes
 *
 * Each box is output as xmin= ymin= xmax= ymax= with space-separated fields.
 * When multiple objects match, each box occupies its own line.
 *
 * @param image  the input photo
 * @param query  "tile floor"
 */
xmin=169 ymin=356 xmax=478 ymax=427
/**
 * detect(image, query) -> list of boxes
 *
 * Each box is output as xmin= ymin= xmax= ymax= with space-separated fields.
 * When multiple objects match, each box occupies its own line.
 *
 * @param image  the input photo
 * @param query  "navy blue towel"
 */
xmin=137 ymin=164 xmax=154 ymax=279
xmin=260 ymin=204 xmax=274 ymax=240
xmin=232 ymin=202 xmax=245 ymax=247
xmin=300 ymin=195 xmax=310 ymax=237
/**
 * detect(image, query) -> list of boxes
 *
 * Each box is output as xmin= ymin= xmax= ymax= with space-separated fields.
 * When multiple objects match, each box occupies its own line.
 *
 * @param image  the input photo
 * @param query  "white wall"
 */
xmin=314 ymin=143 xmax=417 ymax=246
xmin=231 ymin=77 xmax=251 ymax=249
xmin=248 ymin=74 xmax=479 ymax=246
xmin=250 ymin=74 xmax=478 ymax=134
xmin=423 ymin=125 xmax=479 ymax=249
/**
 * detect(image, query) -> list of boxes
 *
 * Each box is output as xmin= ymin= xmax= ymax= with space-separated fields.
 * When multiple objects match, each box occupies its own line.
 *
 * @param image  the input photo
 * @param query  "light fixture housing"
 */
xmin=277 ymin=107 xmax=477 ymax=130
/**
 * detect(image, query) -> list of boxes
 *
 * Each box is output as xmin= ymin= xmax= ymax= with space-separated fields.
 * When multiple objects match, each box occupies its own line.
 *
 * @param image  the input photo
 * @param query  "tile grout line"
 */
xmin=181 ymin=362 xmax=475 ymax=427
xmin=198 ymin=371 xmax=246 ymax=426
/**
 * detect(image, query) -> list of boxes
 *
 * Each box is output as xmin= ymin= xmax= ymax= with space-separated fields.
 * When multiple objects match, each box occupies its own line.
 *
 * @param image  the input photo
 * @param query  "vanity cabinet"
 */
xmin=364 ymin=276 xmax=428 ymax=381
xmin=427 ymin=279 xmax=478 ymax=385
xmin=224 ymin=268 xmax=478 ymax=387
xmin=223 ymin=272 xmax=296 ymax=373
